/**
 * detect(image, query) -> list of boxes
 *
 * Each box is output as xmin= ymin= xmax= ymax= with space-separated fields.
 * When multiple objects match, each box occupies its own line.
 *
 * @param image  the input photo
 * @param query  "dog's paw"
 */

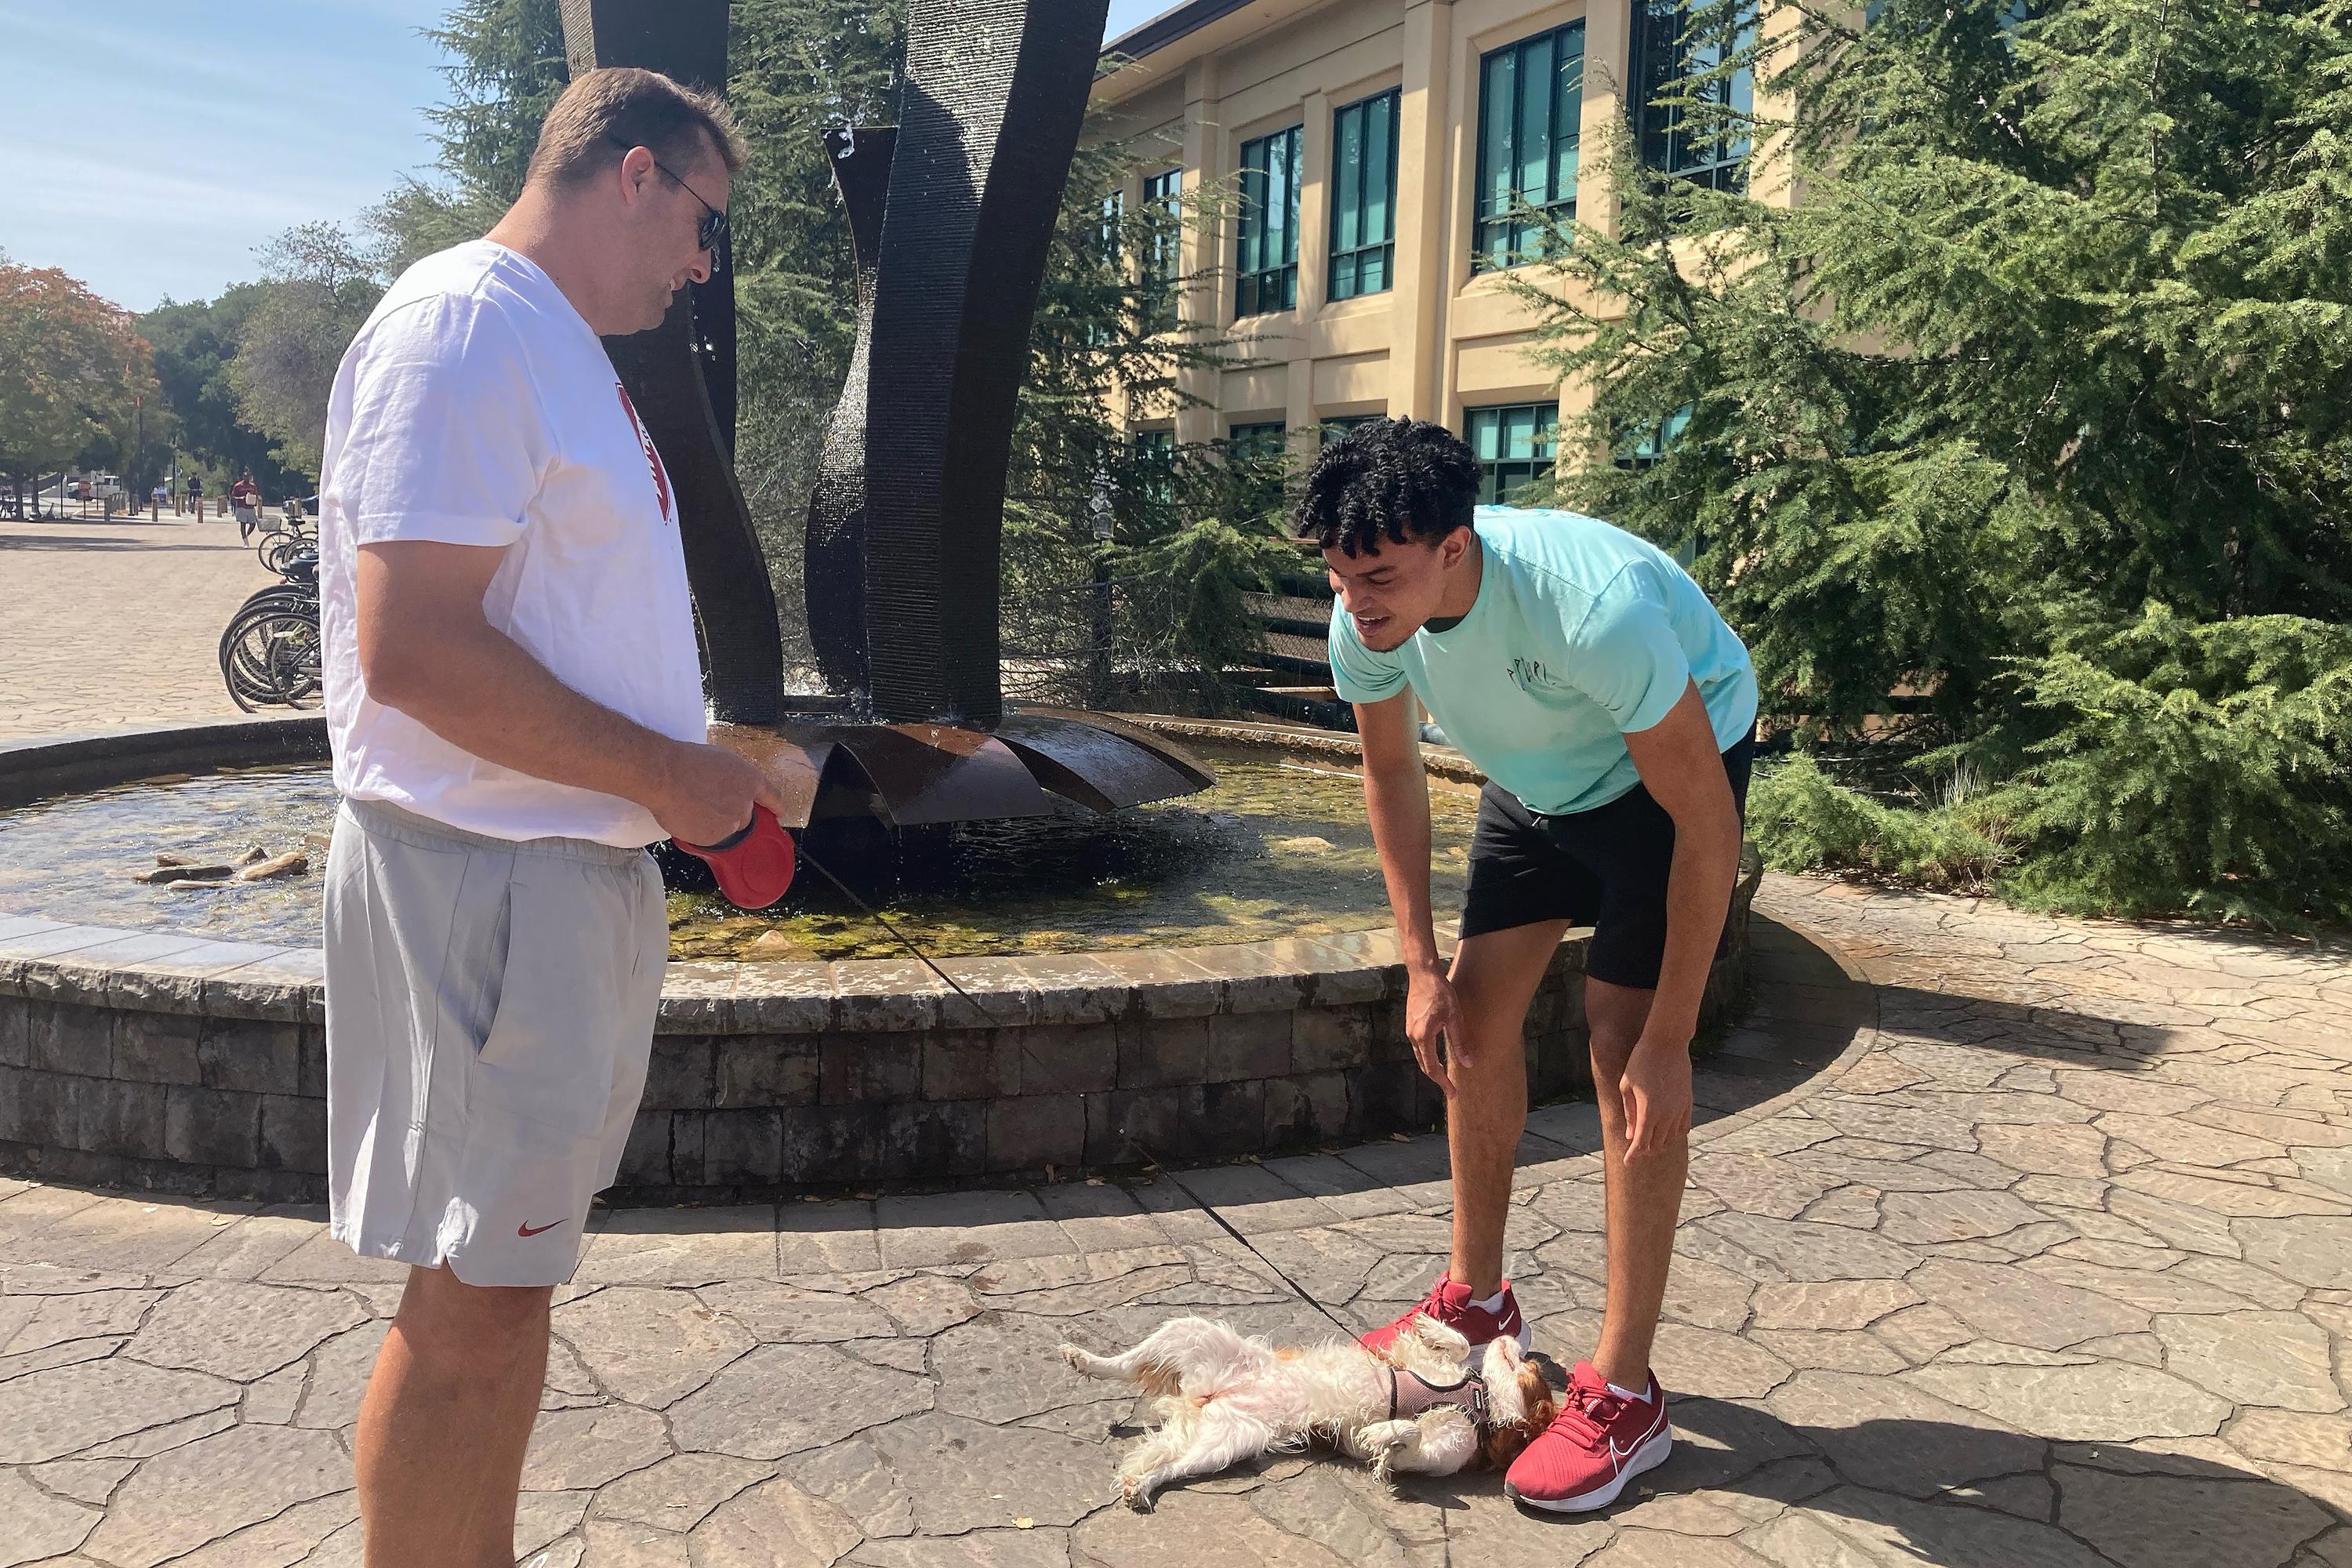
xmin=1360 ymin=1419 xmax=1418 ymax=1486
xmin=1059 ymin=1344 xmax=1086 ymax=1367
xmin=1119 ymin=1475 xmax=1156 ymax=1512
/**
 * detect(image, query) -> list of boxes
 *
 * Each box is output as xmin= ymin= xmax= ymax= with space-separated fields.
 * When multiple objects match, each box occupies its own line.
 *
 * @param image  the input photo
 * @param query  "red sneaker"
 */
xmin=1357 ymin=1276 xmax=1530 ymax=1356
xmin=1504 ymin=1361 xmax=1672 ymax=1512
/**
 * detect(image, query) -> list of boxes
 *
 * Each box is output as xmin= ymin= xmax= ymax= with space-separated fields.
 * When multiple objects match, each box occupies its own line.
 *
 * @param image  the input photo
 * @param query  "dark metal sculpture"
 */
xmin=561 ymin=0 xmax=779 ymax=725
xmin=562 ymin=0 xmax=1212 ymax=837
xmin=803 ymin=127 xmax=893 ymax=701
xmin=816 ymin=1 xmax=1111 ymax=728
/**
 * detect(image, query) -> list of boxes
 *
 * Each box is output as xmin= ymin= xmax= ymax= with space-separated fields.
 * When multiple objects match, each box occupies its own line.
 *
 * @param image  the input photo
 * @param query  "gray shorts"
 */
xmin=323 ymin=797 xmax=666 ymax=1286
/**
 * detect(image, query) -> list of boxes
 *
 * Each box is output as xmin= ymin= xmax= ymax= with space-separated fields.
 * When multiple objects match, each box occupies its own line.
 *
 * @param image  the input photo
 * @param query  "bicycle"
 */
xmin=220 ymin=597 xmax=322 ymax=711
xmin=220 ymin=538 xmax=322 ymax=711
xmin=255 ymin=517 xmax=316 ymax=576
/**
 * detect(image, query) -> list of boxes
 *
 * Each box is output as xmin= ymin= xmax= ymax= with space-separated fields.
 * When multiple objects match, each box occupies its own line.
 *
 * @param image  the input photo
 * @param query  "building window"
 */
xmin=1466 ymin=403 xmax=1559 ymax=504
xmin=1616 ymin=406 xmax=1693 ymax=470
xmin=1142 ymin=168 xmax=1181 ymax=286
xmin=1235 ymin=126 xmax=1302 ymax=318
xmin=1321 ymin=414 xmax=1383 ymax=445
xmin=1227 ymin=421 xmax=1288 ymax=517
xmin=1099 ymin=188 xmax=1124 ymax=260
xmin=1632 ymin=0 xmax=1755 ymax=192
xmin=1473 ymin=23 xmax=1586 ymax=270
xmin=1132 ymin=426 xmax=1176 ymax=503
xmin=1087 ymin=189 xmax=1127 ymax=347
xmin=1228 ymin=422 xmax=1287 ymax=461
xmin=1140 ymin=167 xmax=1182 ymax=330
xmin=1328 ymin=89 xmax=1399 ymax=300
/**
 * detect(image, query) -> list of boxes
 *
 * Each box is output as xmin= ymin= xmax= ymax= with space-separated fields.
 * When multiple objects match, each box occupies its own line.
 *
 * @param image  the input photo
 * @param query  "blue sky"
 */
xmin=0 ymin=0 xmax=1174 ymax=313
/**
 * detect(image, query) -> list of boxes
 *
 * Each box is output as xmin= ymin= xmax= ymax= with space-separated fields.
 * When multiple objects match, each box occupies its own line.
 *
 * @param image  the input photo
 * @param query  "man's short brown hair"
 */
xmin=525 ymin=67 xmax=748 ymax=191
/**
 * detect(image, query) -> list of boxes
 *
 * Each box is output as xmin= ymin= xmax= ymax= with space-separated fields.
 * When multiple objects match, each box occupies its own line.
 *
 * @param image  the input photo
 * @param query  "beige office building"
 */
xmin=1090 ymin=0 xmax=1777 ymax=500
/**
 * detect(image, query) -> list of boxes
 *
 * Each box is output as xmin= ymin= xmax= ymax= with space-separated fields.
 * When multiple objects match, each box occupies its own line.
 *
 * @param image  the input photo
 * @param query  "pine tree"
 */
xmin=1511 ymin=0 xmax=2352 ymax=924
xmin=1005 ymin=134 xmax=1279 ymax=711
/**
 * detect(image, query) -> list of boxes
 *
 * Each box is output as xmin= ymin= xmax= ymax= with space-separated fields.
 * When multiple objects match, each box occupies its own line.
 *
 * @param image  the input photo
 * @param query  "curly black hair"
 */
xmin=1292 ymin=417 xmax=1482 ymax=557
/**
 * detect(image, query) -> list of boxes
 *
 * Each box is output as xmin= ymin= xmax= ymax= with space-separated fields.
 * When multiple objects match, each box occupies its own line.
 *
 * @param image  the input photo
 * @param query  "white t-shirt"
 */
xmin=318 ymin=240 xmax=707 ymax=848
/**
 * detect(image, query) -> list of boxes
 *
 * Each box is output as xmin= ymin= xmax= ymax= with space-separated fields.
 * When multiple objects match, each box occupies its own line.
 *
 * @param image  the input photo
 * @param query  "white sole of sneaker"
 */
xmin=1505 ymin=1427 xmax=1673 ymax=1513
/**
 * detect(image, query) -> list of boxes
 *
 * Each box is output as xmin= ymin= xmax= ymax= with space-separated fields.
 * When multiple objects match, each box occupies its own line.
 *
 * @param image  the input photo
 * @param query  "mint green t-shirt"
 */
xmin=1327 ymin=506 xmax=1759 ymax=816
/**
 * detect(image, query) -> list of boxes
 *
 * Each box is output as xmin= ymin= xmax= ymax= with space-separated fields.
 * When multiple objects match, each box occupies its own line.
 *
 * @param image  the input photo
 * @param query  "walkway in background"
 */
xmin=0 ymin=516 xmax=271 ymax=742
xmin=2 ymin=879 xmax=2348 ymax=1566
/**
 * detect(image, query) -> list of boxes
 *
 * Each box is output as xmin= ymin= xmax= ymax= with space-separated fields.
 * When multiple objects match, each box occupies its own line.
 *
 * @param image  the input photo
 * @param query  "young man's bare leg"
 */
xmin=356 ymin=1265 xmax=553 ymax=1567
xmin=1584 ymin=975 xmax=1686 ymax=1391
xmin=1442 ymin=920 xmax=1572 ymax=1296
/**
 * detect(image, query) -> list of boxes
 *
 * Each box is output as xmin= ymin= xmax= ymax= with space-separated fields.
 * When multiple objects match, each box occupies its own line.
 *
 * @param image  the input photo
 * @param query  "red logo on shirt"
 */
xmin=614 ymin=383 xmax=673 ymax=522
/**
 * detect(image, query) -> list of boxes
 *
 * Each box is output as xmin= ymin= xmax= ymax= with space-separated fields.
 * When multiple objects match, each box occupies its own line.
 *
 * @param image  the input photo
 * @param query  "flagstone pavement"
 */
xmin=0 ymin=516 xmax=268 ymax=743
xmin=2 ymin=873 xmax=2347 ymax=1567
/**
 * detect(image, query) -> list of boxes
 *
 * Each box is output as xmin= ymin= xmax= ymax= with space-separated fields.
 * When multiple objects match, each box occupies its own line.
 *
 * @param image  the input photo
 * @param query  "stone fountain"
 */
xmin=0 ymin=2 xmax=1761 ymax=1200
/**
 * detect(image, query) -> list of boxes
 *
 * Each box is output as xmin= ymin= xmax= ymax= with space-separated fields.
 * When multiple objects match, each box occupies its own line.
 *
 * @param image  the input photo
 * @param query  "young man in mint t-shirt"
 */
xmin=1301 ymin=419 xmax=1758 ymax=1512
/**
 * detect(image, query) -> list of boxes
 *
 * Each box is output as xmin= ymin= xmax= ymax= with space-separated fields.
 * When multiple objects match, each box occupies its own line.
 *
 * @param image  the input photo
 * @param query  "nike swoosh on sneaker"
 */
xmin=517 ymin=1220 xmax=563 ymax=1237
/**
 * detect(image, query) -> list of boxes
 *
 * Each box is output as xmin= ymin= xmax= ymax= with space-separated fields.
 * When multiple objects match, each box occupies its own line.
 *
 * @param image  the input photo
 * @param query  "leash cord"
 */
xmin=1127 ymin=1136 xmax=1360 ymax=1341
xmin=794 ymin=845 xmax=1014 ymax=1029
xmin=792 ymin=848 xmax=1356 ymax=1344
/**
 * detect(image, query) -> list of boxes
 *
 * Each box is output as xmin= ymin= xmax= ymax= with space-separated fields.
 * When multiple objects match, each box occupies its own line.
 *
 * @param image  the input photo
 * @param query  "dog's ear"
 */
xmin=1483 ymin=1363 xmax=1559 ymax=1469
xmin=1517 ymin=1361 xmax=1557 ymax=1427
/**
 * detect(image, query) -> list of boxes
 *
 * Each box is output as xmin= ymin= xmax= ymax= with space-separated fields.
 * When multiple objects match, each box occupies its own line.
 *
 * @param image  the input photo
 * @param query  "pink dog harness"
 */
xmin=1386 ymin=1367 xmax=1490 ymax=1425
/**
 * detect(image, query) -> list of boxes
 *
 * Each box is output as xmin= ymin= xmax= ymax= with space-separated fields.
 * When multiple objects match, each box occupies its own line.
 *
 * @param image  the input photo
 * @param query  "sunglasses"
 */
xmin=607 ymin=135 xmax=729 ymax=256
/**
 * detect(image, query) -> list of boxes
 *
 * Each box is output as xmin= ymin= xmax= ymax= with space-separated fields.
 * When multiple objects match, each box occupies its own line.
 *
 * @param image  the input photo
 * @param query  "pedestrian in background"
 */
xmin=231 ymin=473 xmax=260 ymax=538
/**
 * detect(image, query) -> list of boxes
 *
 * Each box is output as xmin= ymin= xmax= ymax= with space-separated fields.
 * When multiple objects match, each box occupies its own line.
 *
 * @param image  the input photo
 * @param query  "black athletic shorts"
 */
xmin=1457 ymin=731 xmax=1755 ymax=990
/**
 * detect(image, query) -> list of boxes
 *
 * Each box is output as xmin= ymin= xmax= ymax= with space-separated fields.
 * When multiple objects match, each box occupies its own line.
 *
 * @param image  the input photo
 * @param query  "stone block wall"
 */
xmin=0 ymin=863 xmax=1755 ymax=1202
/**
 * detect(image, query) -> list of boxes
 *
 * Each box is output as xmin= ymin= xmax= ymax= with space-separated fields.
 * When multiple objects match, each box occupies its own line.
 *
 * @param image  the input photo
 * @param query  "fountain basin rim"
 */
xmin=1 ymin=713 xmax=1766 ymax=1196
xmin=0 ymin=713 xmax=1761 ymax=1036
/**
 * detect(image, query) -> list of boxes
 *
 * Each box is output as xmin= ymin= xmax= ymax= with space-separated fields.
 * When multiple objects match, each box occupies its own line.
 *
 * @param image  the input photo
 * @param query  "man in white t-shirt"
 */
xmin=316 ymin=66 xmax=783 ymax=1563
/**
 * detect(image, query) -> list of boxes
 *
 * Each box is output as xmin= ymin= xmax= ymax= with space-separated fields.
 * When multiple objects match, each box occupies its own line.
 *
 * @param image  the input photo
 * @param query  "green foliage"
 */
xmin=0 ymin=256 xmax=157 ymax=497
xmin=1113 ymin=506 xmax=1303 ymax=713
xmin=1506 ymin=0 xmax=2352 ymax=925
xmin=369 ymin=0 xmax=569 ymax=279
xmin=1994 ymin=608 xmax=2352 ymax=924
xmin=423 ymin=0 xmax=572 ymax=209
xmin=227 ymin=223 xmax=385 ymax=477
xmin=1001 ymin=125 xmax=1270 ymax=709
xmin=1748 ymin=753 xmax=2012 ymax=895
xmin=139 ymin=285 xmax=306 ymax=498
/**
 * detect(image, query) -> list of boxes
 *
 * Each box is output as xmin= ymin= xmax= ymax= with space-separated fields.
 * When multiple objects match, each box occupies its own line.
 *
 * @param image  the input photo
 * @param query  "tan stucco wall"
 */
xmin=1092 ymin=0 xmax=1796 ymax=459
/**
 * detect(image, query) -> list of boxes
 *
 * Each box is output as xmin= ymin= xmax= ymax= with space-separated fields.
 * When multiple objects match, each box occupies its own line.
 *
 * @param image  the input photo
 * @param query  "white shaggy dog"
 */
xmin=1062 ymin=1314 xmax=1558 ymax=1509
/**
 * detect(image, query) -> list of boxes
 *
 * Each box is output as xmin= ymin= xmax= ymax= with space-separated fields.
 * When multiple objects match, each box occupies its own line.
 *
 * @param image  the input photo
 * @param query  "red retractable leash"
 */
xmin=675 ymin=804 xmax=797 ymax=909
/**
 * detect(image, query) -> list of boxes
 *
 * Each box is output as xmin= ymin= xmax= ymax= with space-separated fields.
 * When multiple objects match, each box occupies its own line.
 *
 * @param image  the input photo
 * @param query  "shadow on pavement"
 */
xmin=1367 ymin=1392 xmax=2339 ymax=1568
xmin=0 ymin=535 xmax=245 ymax=552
